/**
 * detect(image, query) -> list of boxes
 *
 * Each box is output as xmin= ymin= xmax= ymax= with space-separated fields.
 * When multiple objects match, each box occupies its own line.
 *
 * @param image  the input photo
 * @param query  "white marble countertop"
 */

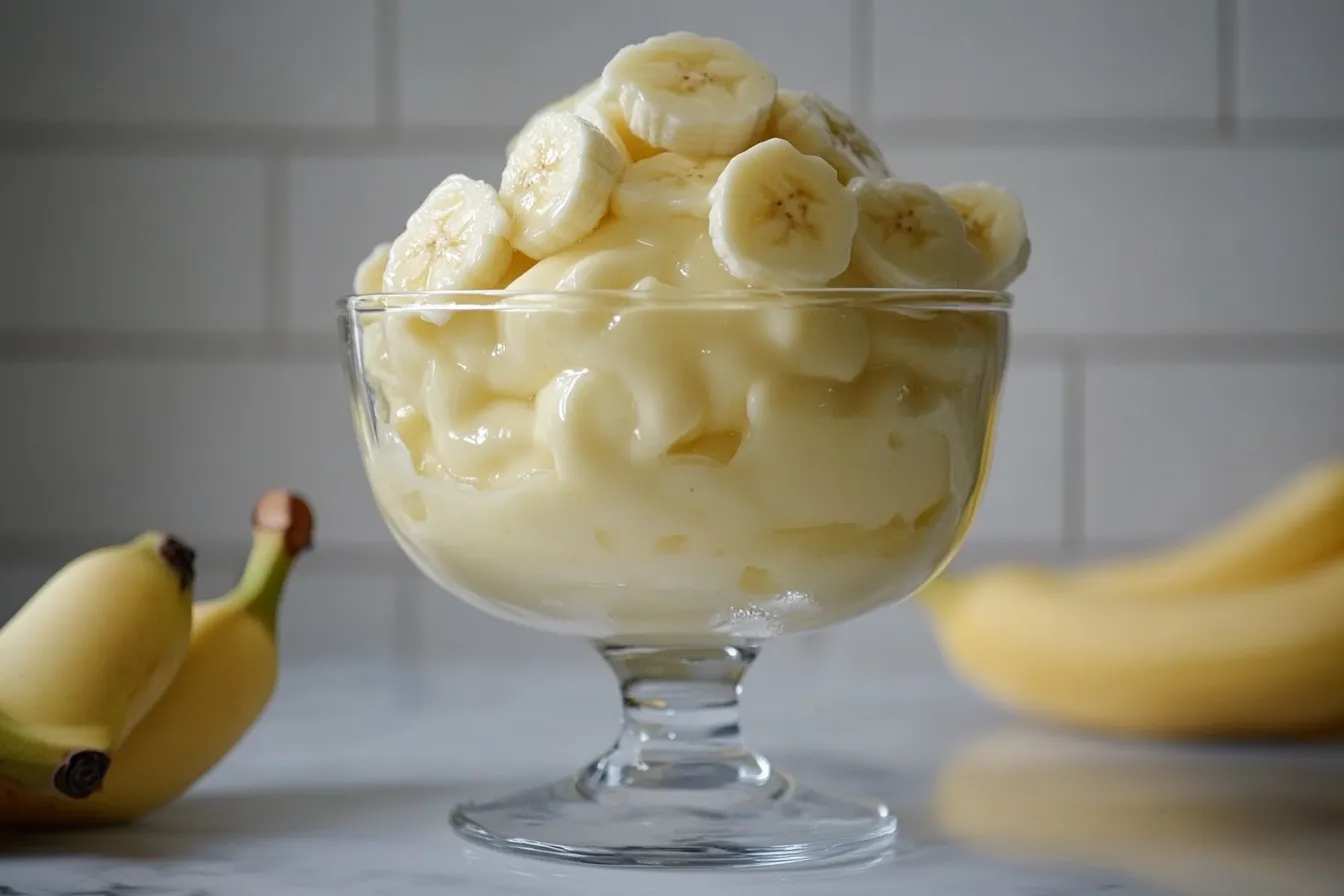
xmin=3 ymin=654 xmax=1343 ymax=895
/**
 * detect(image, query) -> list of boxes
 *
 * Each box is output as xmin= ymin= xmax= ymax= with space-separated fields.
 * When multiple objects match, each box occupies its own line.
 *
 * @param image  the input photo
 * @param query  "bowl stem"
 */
xmin=579 ymin=643 xmax=780 ymax=798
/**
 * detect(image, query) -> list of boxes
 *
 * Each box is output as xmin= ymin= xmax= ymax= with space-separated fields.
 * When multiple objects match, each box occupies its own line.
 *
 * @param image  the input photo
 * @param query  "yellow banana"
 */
xmin=1063 ymin=458 xmax=1344 ymax=597
xmin=0 ymin=711 xmax=111 ymax=802
xmin=925 ymin=458 xmax=1344 ymax=603
xmin=923 ymin=551 xmax=1344 ymax=740
xmin=1 ymin=490 xmax=315 ymax=827
xmin=0 ymin=532 xmax=196 ymax=750
xmin=937 ymin=727 xmax=1344 ymax=896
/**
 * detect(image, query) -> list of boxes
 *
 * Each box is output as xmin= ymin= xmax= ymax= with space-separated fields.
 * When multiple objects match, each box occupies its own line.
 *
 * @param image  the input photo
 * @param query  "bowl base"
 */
xmin=449 ymin=771 xmax=897 ymax=869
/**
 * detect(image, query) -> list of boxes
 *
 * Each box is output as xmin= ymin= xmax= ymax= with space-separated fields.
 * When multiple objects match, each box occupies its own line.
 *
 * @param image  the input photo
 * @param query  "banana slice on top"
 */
xmin=940 ymin=182 xmax=1031 ymax=290
xmin=772 ymin=90 xmax=891 ymax=183
xmin=383 ymin=174 xmax=513 ymax=292
xmin=353 ymin=242 xmax=391 ymax=294
xmin=501 ymin=110 xmax=627 ymax=259
xmin=708 ymin=137 xmax=857 ymax=287
xmin=848 ymin=177 xmax=980 ymax=288
xmin=601 ymin=31 xmax=777 ymax=158
xmin=612 ymin=153 xmax=729 ymax=218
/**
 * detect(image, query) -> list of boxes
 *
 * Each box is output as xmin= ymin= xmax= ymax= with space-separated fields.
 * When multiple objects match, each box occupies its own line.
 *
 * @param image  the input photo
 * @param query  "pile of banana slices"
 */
xmin=354 ymin=31 xmax=1031 ymax=298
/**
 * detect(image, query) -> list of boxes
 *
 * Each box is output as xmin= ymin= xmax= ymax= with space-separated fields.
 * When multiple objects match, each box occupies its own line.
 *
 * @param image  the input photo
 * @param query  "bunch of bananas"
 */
xmin=921 ymin=459 xmax=1344 ymax=740
xmin=0 ymin=490 xmax=314 ymax=827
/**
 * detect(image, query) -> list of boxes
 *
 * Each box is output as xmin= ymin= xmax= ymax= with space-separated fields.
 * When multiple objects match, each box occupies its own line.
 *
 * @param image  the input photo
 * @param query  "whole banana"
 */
xmin=924 ymin=458 xmax=1344 ymax=604
xmin=1060 ymin=458 xmax=1344 ymax=597
xmin=0 ymin=532 xmax=196 ymax=752
xmin=923 ymin=551 xmax=1344 ymax=740
xmin=1 ymin=490 xmax=315 ymax=827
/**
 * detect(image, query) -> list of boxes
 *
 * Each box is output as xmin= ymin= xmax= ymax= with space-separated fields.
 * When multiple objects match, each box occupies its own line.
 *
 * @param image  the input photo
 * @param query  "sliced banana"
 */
xmin=708 ymin=137 xmax=857 ymax=288
xmin=939 ymin=182 xmax=1031 ymax=290
xmin=574 ymin=87 xmax=659 ymax=165
xmin=353 ymin=242 xmax=390 ymax=294
xmin=612 ymin=153 xmax=729 ymax=218
xmin=383 ymin=174 xmax=513 ymax=293
xmin=601 ymin=31 xmax=777 ymax=158
xmin=771 ymin=90 xmax=890 ymax=184
xmin=500 ymin=110 xmax=626 ymax=260
xmin=848 ymin=177 xmax=980 ymax=288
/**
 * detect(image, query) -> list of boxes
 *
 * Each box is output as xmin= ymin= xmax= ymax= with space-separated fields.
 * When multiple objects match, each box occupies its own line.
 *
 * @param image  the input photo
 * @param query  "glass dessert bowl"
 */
xmin=339 ymin=286 xmax=1011 ymax=868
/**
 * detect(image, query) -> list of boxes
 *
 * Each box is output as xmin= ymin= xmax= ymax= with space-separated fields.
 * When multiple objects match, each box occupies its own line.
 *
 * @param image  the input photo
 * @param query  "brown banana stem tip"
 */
xmin=157 ymin=536 xmax=197 ymax=590
xmin=251 ymin=489 xmax=316 ymax=557
xmin=53 ymin=750 xmax=112 ymax=800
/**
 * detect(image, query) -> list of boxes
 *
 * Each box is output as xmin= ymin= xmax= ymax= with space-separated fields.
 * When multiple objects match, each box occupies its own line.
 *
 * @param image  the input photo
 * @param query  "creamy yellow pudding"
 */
xmin=346 ymin=31 xmax=1023 ymax=639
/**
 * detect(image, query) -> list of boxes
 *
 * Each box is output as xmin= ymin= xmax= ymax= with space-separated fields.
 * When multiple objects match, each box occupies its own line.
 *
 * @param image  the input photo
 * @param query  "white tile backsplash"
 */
xmin=397 ymin=0 xmax=854 ymax=128
xmin=1 ymin=1 xmax=1339 ymax=659
xmin=1238 ymin=0 xmax=1344 ymax=120
xmin=0 ymin=360 xmax=389 ymax=547
xmin=1084 ymin=360 xmax=1344 ymax=543
xmin=872 ymin=0 xmax=1219 ymax=122
xmin=190 ymin=565 xmax=404 ymax=663
xmin=960 ymin=360 xmax=1067 ymax=544
xmin=0 ymin=156 xmax=267 ymax=332
xmin=285 ymin=155 xmax=504 ymax=333
xmin=408 ymin=578 xmax=595 ymax=666
xmin=878 ymin=145 xmax=1344 ymax=337
xmin=0 ymin=0 xmax=378 ymax=127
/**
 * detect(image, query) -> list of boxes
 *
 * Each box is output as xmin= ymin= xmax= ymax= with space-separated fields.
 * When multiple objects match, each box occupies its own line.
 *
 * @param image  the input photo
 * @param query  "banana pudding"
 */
xmin=346 ymin=32 xmax=1024 ymax=639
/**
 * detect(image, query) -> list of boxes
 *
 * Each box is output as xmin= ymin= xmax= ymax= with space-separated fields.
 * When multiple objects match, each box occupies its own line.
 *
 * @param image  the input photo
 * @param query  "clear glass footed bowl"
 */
xmin=339 ymin=288 xmax=1011 ymax=870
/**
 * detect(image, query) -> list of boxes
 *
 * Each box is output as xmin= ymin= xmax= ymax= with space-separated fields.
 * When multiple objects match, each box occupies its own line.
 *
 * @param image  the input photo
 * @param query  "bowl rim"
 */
xmin=338 ymin=287 xmax=1013 ymax=314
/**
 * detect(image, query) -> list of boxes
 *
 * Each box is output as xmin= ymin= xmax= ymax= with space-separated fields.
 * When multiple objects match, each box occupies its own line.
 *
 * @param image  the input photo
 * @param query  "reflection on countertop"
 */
xmin=1 ymin=658 xmax=1342 ymax=895
xmin=933 ymin=725 xmax=1344 ymax=896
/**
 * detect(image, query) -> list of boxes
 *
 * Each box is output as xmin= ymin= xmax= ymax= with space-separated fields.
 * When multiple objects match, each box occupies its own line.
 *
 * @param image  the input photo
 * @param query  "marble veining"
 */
xmin=2 ymin=657 xmax=1341 ymax=895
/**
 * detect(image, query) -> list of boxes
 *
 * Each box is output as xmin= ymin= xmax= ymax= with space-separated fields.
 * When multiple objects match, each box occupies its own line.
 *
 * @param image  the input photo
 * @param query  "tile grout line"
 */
xmin=0 ymin=536 xmax=1194 ymax=577
xmin=1061 ymin=347 xmax=1087 ymax=553
xmin=0 ymin=539 xmax=416 ymax=574
xmin=262 ymin=156 xmax=290 ymax=337
xmin=10 ymin=118 xmax=1344 ymax=155
xmin=1216 ymin=0 xmax=1240 ymax=139
xmin=375 ymin=0 xmax=401 ymax=132
xmin=0 ymin=331 xmax=338 ymax=363
xmin=0 ymin=535 xmax=1105 ymax=562
xmin=5 ymin=331 xmax=1344 ymax=365
xmin=850 ymin=0 xmax=874 ymax=122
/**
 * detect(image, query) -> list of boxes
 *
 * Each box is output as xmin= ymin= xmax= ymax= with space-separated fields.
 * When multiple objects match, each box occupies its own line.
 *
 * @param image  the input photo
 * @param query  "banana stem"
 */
xmin=225 ymin=490 xmax=315 ymax=631
xmin=231 ymin=535 xmax=294 ymax=631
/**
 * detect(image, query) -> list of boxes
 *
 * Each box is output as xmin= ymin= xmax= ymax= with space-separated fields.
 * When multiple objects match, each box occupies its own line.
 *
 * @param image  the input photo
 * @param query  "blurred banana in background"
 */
xmin=920 ymin=458 xmax=1344 ymax=740
xmin=0 ymin=490 xmax=314 ymax=828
